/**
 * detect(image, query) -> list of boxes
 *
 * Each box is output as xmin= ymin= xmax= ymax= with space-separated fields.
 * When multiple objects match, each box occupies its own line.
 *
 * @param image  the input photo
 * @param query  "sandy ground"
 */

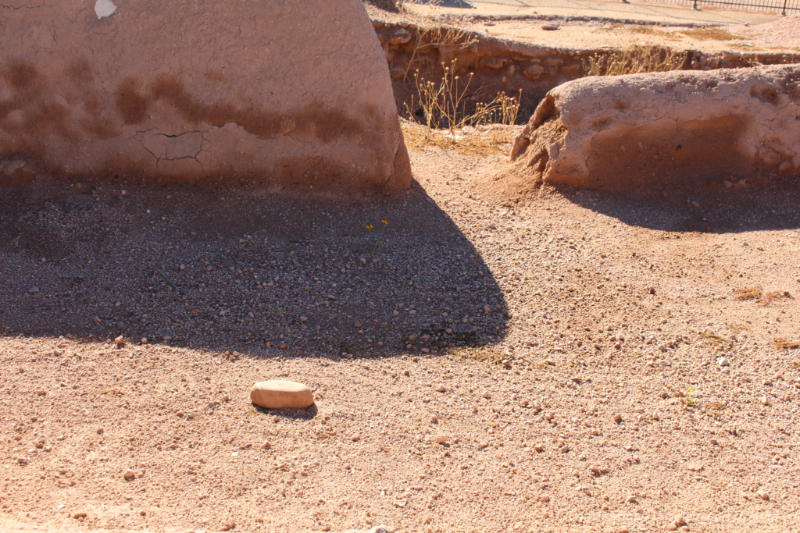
xmin=472 ymin=17 xmax=800 ymax=53
xmin=406 ymin=0 xmax=785 ymax=25
xmin=388 ymin=2 xmax=800 ymax=53
xmin=2 ymin=126 xmax=800 ymax=532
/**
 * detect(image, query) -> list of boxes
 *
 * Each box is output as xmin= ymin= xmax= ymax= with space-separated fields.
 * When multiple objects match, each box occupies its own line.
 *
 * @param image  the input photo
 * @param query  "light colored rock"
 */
xmin=0 ymin=0 xmax=411 ymax=193
xmin=510 ymin=63 xmax=800 ymax=190
xmin=344 ymin=526 xmax=394 ymax=533
xmin=250 ymin=380 xmax=314 ymax=409
xmin=94 ymin=0 xmax=117 ymax=19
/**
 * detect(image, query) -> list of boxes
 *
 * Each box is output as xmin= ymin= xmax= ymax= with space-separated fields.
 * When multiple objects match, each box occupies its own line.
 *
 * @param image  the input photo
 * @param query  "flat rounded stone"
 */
xmin=250 ymin=380 xmax=314 ymax=409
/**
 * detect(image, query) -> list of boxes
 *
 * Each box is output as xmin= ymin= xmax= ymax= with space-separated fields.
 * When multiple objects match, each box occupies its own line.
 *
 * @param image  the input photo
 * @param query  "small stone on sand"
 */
xmin=250 ymin=380 xmax=314 ymax=409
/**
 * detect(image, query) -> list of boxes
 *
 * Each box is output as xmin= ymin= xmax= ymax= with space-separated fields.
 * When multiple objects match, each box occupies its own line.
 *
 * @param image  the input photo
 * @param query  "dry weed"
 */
xmin=404 ymin=59 xmax=475 ymax=132
xmin=448 ymin=345 xmax=507 ymax=365
xmin=404 ymin=26 xmax=477 ymax=80
xmin=703 ymin=401 xmax=727 ymax=419
xmin=699 ymin=332 xmax=734 ymax=351
xmin=773 ymin=339 xmax=800 ymax=350
xmin=401 ymin=119 xmax=518 ymax=156
xmin=758 ymin=290 xmax=792 ymax=306
xmin=583 ymin=46 xmax=687 ymax=76
xmin=680 ymin=27 xmax=742 ymax=41
xmin=403 ymin=57 xmax=522 ymax=136
xmin=601 ymin=24 xmax=675 ymax=40
xmin=733 ymin=287 xmax=762 ymax=301
xmin=533 ymin=359 xmax=557 ymax=370
xmin=471 ymin=90 xmax=523 ymax=127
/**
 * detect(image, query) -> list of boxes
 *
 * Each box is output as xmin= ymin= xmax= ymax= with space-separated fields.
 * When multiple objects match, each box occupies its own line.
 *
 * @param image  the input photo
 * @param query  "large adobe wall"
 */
xmin=0 ymin=0 xmax=411 ymax=192
xmin=509 ymin=63 xmax=800 ymax=190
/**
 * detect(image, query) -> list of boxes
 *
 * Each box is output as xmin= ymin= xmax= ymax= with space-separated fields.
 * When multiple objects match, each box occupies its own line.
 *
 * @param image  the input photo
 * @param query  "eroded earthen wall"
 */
xmin=373 ymin=20 xmax=800 ymax=125
xmin=509 ymin=64 xmax=800 ymax=190
xmin=0 ymin=0 xmax=411 ymax=192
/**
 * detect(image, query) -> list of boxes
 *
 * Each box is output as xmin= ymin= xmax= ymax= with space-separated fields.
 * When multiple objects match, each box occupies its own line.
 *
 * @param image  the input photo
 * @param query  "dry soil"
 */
xmin=1 ymin=125 xmax=799 ymax=532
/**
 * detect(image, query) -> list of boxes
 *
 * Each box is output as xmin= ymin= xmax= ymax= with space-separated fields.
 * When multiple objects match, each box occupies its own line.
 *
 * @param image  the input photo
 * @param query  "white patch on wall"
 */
xmin=94 ymin=0 xmax=117 ymax=19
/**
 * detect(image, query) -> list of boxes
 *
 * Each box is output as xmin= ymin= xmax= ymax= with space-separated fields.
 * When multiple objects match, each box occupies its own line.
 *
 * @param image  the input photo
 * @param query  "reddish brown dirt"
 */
xmin=2 ymin=132 xmax=800 ymax=532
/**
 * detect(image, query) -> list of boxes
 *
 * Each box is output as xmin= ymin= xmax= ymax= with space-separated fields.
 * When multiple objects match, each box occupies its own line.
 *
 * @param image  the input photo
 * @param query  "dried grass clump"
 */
xmin=731 ymin=287 xmax=792 ymax=306
xmin=401 ymin=119 xmax=519 ymax=156
xmin=733 ymin=287 xmax=762 ymax=301
xmin=404 ymin=27 xmax=478 ymax=80
xmin=400 ymin=57 xmax=522 ymax=154
xmin=403 ymin=58 xmax=522 ymax=133
xmin=680 ymin=27 xmax=742 ymax=41
xmin=758 ymin=290 xmax=792 ymax=306
xmin=583 ymin=46 xmax=687 ymax=77
xmin=773 ymin=339 xmax=800 ymax=350
xmin=699 ymin=332 xmax=734 ymax=352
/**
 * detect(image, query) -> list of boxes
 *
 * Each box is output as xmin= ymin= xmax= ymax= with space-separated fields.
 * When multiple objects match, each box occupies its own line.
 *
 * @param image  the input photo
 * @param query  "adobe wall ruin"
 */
xmin=509 ymin=63 xmax=800 ymax=190
xmin=0 ymin=0 xmax=411 ymax=192
xmin=373 ymin=20 xmax=800 ymax=124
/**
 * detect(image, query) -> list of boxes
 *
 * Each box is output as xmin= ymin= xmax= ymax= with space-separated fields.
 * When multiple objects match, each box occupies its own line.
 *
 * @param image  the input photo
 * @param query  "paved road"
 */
xmin=414 ymin=0 xmax=783 ymax=25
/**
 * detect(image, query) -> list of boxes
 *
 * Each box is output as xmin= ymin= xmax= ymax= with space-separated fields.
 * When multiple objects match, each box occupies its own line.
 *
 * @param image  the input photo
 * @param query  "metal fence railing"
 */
xmin=648 ymin=0 xmax=799 ymax=14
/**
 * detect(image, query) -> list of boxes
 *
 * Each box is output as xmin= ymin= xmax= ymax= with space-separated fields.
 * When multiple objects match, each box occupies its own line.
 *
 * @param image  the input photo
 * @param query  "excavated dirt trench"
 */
xmin=373 ymin=19 xmax=800 ymax=124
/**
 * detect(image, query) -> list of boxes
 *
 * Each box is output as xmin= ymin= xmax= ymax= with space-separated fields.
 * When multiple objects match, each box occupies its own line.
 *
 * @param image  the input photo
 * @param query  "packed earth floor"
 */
xmin=1 ymin=127 xmax=799 ymax=532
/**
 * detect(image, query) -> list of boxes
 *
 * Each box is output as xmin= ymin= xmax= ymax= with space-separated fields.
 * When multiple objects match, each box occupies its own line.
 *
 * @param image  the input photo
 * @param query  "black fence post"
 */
xmin=693 ymin=0 xmax=699 ymax=10
xmin=782 ymin=0 xmax=788 ymax=15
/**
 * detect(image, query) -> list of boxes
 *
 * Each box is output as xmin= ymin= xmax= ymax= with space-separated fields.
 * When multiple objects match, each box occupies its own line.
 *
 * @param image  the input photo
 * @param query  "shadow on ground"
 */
xmin=563 ymin=179 xmax=800 ymax=233
xmin=0 ymin=178 xmax=508 ymax=357
xmin=410 ymin=0 xmax=473 ymax=8
xmin=254 ymin=403 xmax=319 ymax=420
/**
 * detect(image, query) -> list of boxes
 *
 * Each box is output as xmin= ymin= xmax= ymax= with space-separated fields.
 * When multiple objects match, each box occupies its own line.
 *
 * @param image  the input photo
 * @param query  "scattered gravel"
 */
xmin=0 ymin=134 xmax=799 ymax=531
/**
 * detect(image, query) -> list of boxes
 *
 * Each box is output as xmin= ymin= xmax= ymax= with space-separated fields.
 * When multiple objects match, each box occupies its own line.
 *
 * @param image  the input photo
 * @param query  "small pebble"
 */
xmin=250 ymin=380 xmax=314 ymax=409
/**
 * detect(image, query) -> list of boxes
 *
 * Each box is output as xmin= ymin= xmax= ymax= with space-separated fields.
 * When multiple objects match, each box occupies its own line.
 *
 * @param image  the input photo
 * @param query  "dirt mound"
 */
xmin=508 ymin=63 xmax=800 ymax=191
